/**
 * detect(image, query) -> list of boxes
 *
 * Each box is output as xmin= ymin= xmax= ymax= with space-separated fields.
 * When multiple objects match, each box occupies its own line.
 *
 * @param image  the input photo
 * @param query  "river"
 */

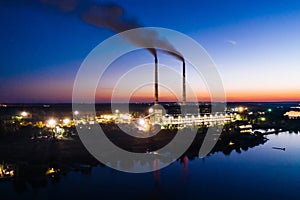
xmin=1 ymin=132 xmax=300 ymax=199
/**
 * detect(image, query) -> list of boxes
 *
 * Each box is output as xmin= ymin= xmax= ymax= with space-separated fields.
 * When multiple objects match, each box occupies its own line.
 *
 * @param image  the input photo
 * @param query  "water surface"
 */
xmin=1 ymin=132 xmax=300 ymax=199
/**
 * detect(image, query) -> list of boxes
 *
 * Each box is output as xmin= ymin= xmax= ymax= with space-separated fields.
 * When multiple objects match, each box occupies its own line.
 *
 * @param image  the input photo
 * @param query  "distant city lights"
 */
xmin=238 ymin=106 xmax=245 ymax=112
xmin=20 ymin=111 xmax=28 ymax=117
xmin=63 ymin=118 xmax=70 ymax=125
xmin=284 ymin=111 xmax=300 ymax=119
xmin=6 ymin=106 xmax=237 ymax=133
xmin=137 ymin=118 xmax=150 ymax=132
xmin=138 ymin=118 xmax=145 ymax=126
xmin=47 ymin=119 xmax=56 ymax=127
xmin=260 ymin=117 xmax=266 ymax=121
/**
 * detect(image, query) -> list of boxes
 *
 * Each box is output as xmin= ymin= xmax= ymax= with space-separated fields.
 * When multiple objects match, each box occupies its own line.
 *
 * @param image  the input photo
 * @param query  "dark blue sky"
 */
xmin=1 ymin=0 xmax=300 ymax=102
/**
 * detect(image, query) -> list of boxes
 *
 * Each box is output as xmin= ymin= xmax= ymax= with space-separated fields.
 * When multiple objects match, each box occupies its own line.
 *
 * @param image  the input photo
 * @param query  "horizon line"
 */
xmin=1 ymin=101 xmax=300 ymax=105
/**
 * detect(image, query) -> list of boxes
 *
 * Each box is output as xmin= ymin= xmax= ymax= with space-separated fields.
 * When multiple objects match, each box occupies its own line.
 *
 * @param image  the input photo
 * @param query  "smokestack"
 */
xmin=182 ymin=61 xmax=186 ymax=106
xmin=154 ymin=56 xmax=158 ymax=105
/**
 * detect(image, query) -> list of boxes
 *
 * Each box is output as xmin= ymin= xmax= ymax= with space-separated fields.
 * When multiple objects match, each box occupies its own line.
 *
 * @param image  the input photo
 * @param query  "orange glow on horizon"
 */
xmin=94 ymin=89 xmax=300 ymax=103
xmin=225 ymin=89 xmax=300 ymax=102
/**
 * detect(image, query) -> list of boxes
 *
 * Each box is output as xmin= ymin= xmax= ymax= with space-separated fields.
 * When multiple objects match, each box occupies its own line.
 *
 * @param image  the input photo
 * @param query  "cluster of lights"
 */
xmin=47 ymin=119 xmax=56 ymax=127
xmin=260 ymin=117 xmax=266 ymax=121
xmin=16 ymin=109 xmax=133 ymax=129
xmin=138 ymin=118 xmax=146 ymax=126
xmin=231 ymin=106 xmax=248 ymax=113
xmin=138 ymin=118 xmax=150 ymax=132
xmin=284 ymin=111 xmax=300 ymax=119
xmin=63 ymin=118 xmax=70 ymax=125
xmin=20 ymin=111 xmax=28 ymax=117
xmin=101 ymin=115 xmax=114 ymax=120
xmin=46 ymin=118 xmax=72 ymax=127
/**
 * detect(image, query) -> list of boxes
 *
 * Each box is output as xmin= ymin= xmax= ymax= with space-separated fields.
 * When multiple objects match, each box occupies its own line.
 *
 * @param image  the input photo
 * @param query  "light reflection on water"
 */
xmin=1 ymin=132 xmax=300 ymax=200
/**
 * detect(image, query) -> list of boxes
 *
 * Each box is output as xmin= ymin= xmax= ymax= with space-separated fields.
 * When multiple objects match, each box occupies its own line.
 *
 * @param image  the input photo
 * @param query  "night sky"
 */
xmin=1 ymin=0 xmax=300 ymax=103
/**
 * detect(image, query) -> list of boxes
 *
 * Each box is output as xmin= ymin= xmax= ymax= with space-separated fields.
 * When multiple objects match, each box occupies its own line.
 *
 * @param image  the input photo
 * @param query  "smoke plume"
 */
xmin=3 ymin=0 xmax=185 ymax=74
xmin=37 ymin=0 xmax=184 ymax=61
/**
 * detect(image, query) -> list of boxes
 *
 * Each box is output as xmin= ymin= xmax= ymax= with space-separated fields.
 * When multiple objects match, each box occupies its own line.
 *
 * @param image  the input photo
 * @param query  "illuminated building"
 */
xmin=159 ymin=112 xmax=234 ymax=128
xmin=0 ymin=163 xmax=15 ymax=179
xmin=239 ymin=124 xmax=253 ymax=133
xmin=284 ymin=111 xmax=300 ymax=119
xmin=150 ymin=108 xmax=163 ymax=124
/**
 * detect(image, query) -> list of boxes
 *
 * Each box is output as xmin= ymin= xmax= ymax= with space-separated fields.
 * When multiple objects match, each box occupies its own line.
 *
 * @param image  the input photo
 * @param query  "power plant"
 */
xmin=148 ymin=52 xmax=231 ymax=126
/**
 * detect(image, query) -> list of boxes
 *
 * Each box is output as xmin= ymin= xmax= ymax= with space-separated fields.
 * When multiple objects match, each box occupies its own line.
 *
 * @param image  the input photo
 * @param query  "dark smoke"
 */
xmin=81 ymin=3 xmax=184 ymax=61
xmin=36 ymin=0 xmax=159 ymax=57
xmin=7 ymin=0 xmax=184 ymax=60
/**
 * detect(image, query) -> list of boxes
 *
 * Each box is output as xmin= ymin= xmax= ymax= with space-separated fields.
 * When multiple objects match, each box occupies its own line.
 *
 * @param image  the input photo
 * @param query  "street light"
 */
xmin=20 ymin=111 xmax=28 ymax=117
xmin=260 ymin=117 xmax=266 ymax=121
xmin=63 ymin=118 xmax=70 ymax=125
xmin=47 ymin=119 xmax=57 ymax=138
xmin=47 ymin=119 xmax=56 ymax=127
xmin=138 ymin=118 xmax=145 ymax=126
xmin=238 ymin=107 xmax=244 ymax=112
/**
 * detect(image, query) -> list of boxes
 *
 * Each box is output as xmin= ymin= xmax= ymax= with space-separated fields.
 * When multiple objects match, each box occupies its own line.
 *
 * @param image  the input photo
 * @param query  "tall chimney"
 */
xmin=182 ymin=61 xmax=186 ymax=106
xmin=154 ymin=56 xmax=158 ymax=105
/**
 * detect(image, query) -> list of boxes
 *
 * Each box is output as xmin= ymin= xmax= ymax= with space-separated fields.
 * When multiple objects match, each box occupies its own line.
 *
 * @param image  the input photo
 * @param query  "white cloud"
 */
xmin=225 ymin=40 xmax=237 ymax=45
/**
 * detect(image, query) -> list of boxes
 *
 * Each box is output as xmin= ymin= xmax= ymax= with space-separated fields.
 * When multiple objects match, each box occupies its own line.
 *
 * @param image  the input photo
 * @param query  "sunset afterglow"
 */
xmin=1 ymin=0 xmax=300 ymax=103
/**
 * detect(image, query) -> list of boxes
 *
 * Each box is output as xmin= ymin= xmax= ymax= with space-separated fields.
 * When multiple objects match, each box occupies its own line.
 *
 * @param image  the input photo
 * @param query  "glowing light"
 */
xmin=239 ymin=125 xmax=252 ymax=129
xmin=47 ymin=119 xmax=56 ymax=127
xmin=102 ymin=115 xmax=113 ymax=120
xmin=63 ymin=118 xmax=70 ymax=125
xmin=115 ymin=109 xmax=119 ymax=114
xmin=238 ymin=107 xmax=244 ymax=112
xmin=236 ymin=114 xmax=243 ymax=121
xmin=20 ymin=111 xmax=28 ymax=117
xmin=149 ymin=108 xmax=154 ymax=113
xmin=74 ymin=110 xmax=79 ymax=115
xmin=137 ymin=118 xmax=150 ymax=132
xmin=55 ymin=126 xmax=63 ymax=133
xmin=138 ymin=118 xmax=145 ymax=126
xmin=45 ymin=168 xmax=55 ymax=175
xmin=267 ymin=108 xmax=272 ymax=112
xmin=260 ymin=117 xmax=266 ymax=121
xmin=284 ymin=111 xmax=300 ymax=119
xmin=45 ymin=168 xmax=60 ymax=175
